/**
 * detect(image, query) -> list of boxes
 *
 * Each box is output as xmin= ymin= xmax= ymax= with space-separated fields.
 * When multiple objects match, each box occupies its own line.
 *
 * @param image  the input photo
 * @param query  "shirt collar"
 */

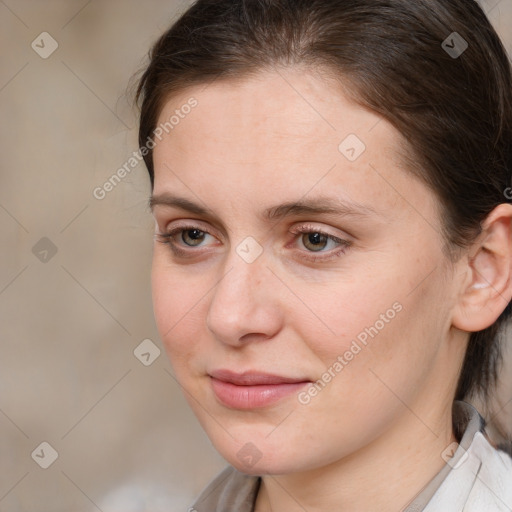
xmin=403 ymin=400 xmax=485 ymax=511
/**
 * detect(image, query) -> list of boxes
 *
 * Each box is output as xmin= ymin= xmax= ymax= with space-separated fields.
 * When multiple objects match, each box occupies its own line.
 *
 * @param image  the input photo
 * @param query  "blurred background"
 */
xmin=0 ymin=0 xmax=511 ymax=510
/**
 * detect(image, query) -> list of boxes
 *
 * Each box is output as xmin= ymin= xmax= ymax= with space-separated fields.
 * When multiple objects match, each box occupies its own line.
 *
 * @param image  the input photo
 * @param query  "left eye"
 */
xmin=155 ymin=225 xmax=214 ymax=249
xmin=298 ymin=231 xmax=341 ymax=252
xmin=177 ymin=228 xmax=209 ymax=247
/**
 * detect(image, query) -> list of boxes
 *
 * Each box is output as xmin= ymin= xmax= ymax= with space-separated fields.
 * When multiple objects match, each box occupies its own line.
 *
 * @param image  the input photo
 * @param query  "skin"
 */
xmin=149 ymin=67 xmax=512 ymax=512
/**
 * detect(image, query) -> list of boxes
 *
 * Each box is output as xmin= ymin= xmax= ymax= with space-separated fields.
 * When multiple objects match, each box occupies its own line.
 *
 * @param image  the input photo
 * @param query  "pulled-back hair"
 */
xmin=135 ymin=0 xmax=512 ymax=402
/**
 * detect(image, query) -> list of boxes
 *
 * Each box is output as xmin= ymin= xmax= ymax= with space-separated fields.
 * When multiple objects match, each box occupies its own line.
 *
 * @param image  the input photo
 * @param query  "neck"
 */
xmin=255 ymin=394 xmax=457 ymax=512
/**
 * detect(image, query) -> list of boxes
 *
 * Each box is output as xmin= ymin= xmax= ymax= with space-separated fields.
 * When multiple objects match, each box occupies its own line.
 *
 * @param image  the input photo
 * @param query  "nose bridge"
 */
xmin=206 ymin=242 xmax=280 ymax=344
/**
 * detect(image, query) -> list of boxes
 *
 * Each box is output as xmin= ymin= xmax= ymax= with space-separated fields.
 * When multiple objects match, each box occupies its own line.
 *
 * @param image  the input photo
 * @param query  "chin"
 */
xmin=210 ymin=433 xmax=311 ymax=476
xmin=226 ymin=453 xmax=299 ymax=476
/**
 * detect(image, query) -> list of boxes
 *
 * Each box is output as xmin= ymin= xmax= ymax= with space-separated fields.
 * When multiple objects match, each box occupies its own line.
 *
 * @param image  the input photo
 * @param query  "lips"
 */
xmin=208 ymin=369 xmax=311 ymax=409
xmin=209 ymin=369 xmax=309 ymax=385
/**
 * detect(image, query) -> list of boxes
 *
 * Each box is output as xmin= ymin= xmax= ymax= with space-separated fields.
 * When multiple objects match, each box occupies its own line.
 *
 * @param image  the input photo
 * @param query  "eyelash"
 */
xmin=154 ymin=223 xmax=351 ymax=263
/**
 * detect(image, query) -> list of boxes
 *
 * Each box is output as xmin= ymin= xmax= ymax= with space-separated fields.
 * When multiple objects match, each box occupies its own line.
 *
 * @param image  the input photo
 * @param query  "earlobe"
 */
xmin=452 ymin=204 xmax=512 ymax=333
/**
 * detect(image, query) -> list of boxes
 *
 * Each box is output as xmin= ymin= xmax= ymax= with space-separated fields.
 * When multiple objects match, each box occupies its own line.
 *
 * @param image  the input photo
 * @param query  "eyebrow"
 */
xmin=148 ymin=194 xmax=379 ymax=221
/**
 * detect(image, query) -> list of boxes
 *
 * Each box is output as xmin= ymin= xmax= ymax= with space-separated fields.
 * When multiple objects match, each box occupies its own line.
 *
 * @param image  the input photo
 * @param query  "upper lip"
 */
xmin=209 ymin=369 xmax=311 ymax=386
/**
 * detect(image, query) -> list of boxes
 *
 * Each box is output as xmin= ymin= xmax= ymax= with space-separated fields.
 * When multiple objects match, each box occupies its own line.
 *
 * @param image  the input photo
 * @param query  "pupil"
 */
xmin=304 ymin=232 xmax=327 ymax=252
xmin=183 ymin=229 xmax=204 ymax=246
xmin=309 ymin=233 xmax=322 ymax=245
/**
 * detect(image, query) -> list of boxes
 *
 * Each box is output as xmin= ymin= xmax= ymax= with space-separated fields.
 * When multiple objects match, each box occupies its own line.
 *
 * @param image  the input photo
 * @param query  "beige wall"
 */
xmin=0 ymin=1 xmax=510 ymax=510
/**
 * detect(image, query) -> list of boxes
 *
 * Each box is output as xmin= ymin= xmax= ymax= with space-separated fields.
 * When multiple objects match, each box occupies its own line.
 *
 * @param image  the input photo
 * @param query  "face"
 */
xmin=150 ymin=67 xmax=463 ymax=475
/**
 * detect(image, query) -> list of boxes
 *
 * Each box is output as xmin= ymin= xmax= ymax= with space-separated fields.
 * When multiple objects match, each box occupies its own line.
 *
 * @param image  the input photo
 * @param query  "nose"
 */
xmin=206 ymin=247 xmax=283 ymax=347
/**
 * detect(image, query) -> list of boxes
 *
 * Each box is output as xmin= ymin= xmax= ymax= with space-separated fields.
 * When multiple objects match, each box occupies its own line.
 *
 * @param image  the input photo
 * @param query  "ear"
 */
xmin=452 ymin=203 xmax=512 ymax=332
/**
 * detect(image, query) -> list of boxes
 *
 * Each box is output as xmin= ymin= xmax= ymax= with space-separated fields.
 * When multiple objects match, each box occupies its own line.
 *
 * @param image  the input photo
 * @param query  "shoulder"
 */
xmin=189 ymin=465 xmax=261 ymax=512
xmin=424 ymin=432 xmax=512 ymax=512
xmin=465 ymin=432 xmax=512 ymax=510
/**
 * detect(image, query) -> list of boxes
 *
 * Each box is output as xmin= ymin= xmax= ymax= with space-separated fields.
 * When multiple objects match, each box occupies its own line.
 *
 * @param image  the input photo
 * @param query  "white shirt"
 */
xmin=190 ymin=401 xmax=512 ymax=511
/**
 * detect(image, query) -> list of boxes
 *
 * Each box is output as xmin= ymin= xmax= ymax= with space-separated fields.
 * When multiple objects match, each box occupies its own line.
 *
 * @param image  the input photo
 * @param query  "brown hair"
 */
xmin=135 ymin=0 xmax=512 ymax=403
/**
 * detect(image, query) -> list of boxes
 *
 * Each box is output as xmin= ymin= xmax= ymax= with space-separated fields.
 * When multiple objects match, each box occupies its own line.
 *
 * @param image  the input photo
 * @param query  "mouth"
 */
xmin=208 ymin=369 xmax=311 ymax=409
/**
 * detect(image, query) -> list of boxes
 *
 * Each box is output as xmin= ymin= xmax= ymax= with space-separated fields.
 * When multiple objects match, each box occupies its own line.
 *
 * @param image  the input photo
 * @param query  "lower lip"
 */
xmin=210 ymin=378 xmax=309 ymax=409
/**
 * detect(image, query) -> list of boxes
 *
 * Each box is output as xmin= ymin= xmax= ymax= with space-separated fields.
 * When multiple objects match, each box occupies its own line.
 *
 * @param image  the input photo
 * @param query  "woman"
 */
xmin=135 ymin=0 xmax=512 ymax=510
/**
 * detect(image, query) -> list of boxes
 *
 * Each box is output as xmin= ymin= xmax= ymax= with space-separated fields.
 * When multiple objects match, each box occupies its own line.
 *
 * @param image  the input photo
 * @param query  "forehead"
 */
xmin=154 ymin=67 xmax=385 ymax=155
xmin=151 ymin=67 xmax=434 ymax=224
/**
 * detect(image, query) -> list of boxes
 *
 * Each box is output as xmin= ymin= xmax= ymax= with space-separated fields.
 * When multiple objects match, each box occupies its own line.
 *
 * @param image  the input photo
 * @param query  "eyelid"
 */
xmin=160 ymin=219 xmax=221 ymax=238
xmin=289 ymin=222 xmax=349 ymax=240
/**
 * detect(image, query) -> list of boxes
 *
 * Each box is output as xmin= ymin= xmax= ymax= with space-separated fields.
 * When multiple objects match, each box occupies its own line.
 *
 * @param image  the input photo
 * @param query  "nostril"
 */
xmin=239 ymin=332 xmax=272 ymax=343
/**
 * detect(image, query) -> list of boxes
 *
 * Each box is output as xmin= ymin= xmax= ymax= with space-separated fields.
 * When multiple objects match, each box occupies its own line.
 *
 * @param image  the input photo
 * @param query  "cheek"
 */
xmin=300 ymin=275 xmax=402 ymax=359
xmin=151 ymin=257 xmax=204 ymax=361
xmin=304 ymin=261 xmax=446 ymax=381
xmin=151 ymin=260 xmax=174 ymax=335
